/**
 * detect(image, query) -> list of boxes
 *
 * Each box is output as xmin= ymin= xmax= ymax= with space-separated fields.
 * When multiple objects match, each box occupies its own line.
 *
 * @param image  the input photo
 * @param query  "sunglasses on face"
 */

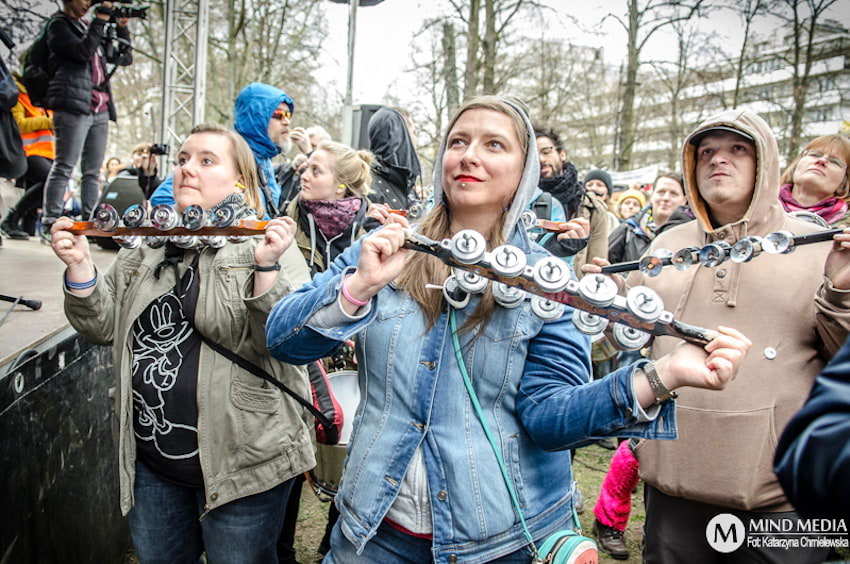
xmin=271 ymin=109 xmax=292 ymax=121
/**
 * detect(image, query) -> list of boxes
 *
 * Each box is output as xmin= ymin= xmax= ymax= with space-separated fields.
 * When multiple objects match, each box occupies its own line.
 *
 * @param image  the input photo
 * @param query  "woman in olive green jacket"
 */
xmin=50 ymin=123 xmax=313 ymax=563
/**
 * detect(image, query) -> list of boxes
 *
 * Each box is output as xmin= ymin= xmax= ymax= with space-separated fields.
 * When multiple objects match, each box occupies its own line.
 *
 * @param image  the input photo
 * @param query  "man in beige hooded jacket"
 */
xmin=622 ymin=110 xmax=850 ymax=562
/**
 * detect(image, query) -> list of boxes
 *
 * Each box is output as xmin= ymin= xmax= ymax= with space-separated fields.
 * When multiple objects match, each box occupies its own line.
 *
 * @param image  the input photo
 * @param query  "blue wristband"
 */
xmin=64 ymin=272 xmax=97 ymax=290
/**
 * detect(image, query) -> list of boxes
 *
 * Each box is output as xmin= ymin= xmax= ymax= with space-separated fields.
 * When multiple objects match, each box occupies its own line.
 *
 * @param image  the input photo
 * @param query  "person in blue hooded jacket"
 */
xmin=263 ymin=95 xmax=751 ymax=563
xmin=150 ymin=82 xmax=294 ymax=218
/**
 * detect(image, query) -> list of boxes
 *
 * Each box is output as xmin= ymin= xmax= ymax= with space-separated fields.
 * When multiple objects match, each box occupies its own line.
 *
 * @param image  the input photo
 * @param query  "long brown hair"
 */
xmin=396 ymin=97 xmax=525 ymax=332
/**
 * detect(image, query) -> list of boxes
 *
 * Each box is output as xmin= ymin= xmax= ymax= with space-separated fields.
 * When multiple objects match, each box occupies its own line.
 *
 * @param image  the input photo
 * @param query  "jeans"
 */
xmin=128 ymin=460 xmax=294 ymax=564
xmin=42 ymin=110 xmax=108 ymax=223
xmin=322 ymin=520 xmax=534 ymax=564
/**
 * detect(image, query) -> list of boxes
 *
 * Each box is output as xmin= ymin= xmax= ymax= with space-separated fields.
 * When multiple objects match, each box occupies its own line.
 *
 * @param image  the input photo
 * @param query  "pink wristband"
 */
xmin=341 ymin=276 xmax=370 ymax=307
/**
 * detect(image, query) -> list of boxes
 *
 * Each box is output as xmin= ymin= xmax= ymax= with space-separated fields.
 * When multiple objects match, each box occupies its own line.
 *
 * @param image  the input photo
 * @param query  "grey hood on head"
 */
xmin=430 ymin=96 xmax=541 ymax=241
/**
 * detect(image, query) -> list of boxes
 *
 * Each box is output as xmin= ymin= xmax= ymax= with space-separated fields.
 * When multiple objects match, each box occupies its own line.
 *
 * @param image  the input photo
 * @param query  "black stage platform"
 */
xmin=0 ymin=237 xmax=129 ymax=563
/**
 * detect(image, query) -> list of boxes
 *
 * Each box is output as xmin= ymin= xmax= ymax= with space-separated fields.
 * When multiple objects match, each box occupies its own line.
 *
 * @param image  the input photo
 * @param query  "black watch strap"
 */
xmin=253 ymin=262 xmax=281 ymax=272
xmin=644 ymin=361 xmax=678 ymax=404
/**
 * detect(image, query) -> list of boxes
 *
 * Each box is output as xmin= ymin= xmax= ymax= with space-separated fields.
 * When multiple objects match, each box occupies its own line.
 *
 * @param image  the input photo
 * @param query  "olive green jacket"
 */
xmin=64 ymin=240 xmax=314 ymax=516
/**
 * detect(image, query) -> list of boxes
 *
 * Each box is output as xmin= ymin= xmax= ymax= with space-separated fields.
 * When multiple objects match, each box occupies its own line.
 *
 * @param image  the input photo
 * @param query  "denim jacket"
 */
xmin=266 ymin=229 xmax=676 ymax=564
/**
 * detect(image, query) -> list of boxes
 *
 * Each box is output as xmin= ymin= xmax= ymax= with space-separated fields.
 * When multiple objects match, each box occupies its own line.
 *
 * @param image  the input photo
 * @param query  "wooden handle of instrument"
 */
xmin=65 ymin=220 xmax=270 ymax=237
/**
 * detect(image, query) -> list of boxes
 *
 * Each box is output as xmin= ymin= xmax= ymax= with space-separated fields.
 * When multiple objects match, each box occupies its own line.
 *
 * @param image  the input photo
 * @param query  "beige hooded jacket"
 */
xmin=631 ymin=109 xmax=850 ymax=511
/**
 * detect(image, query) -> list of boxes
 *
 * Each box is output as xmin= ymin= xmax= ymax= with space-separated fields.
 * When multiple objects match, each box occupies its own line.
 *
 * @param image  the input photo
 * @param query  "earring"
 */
xmin=235 ymin=182 xmax=245 ymax=193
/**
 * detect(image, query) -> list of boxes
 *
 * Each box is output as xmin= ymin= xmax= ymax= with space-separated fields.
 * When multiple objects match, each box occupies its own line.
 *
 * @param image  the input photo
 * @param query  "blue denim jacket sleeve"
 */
xmin=517 ymin=315 xmax=676 ymax=451
xmin=266 ymin=239 xmax=377 ymax=363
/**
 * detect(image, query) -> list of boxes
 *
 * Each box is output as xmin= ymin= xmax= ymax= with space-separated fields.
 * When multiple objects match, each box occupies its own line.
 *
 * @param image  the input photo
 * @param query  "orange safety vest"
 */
xmin=17 ymin=91 xmax=55 ymax=160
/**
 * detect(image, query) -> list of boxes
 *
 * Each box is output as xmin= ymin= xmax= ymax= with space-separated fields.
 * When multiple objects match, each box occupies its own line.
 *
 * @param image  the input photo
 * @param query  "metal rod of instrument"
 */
xmin=597 ymin=227 xmax=844 ymax=276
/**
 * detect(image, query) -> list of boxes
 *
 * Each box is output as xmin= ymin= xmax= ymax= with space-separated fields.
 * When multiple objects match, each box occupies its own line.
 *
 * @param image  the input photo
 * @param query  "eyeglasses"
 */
xmin=801 ymin=150 xmax=847 ymax=170
xmin=271 ymin=109 xmax=292 ymax=121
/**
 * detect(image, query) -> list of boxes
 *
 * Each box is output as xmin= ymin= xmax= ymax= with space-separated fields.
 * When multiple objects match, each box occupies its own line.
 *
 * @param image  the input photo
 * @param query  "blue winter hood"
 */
xmin=234 ymin=83 xmax=294 ymax=159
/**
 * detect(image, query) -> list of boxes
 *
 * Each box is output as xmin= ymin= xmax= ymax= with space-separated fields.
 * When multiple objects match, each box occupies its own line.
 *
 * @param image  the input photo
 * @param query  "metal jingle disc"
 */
xmin=698 ymin=240 xmax=731 ymax=268
xmin=145 ymin=235 xmax=167 ymax=249
xmin=612 ymin=323 xmax=651 ymax=351
xmin=122 ymin=204 xmax=148 ymax=229
xmin=453 ymin=267 xmax=488 ymax=294
xmin=407 ymin=201 xmax=424 ymax=220
xmin=450 ymin=230 xmax=487 ymax=265
xmin=625 ymin=286 xmax=664 ymax=323
xmin=532 ymin=257 xmax=571 ymax=293
xmin=730 ymin=236 xmax=762 ymax=263
xmin=490 ymin=245 xmax=527 ymax=278
xmin=170 ymin=235 xmax=200 ymax=249
xmin=577 ymin=273 xmax=618 ymax=307
xmin=520 ymin=210 xmax=538 ymax=230
xmin=672 ymin=246 xmax=700 ymax=271
xmin=530 ymin=295 xmax=565 ymax=321
xmin=226 ymin=235 xmax=249 ymax=244
xmin=639 ymin=249 xmax=673 ymax=278
xmin=113 ymin=235 xmax=142 ymax=250
xmin=92 ymin=203 xmax=120 ymax=232
xmin=762 ymin=231 xmax=794 ymax=254
xmin=211 ymin=205 xmax=238 ymax=228
xmin=150 ymin=204 xmax=180 ymax=231
xmin=199 ymin=235 xmax=227 ymax=248
xmin=442 ymin=275 xmax=470 ymax=309
xmin=492 ymin=281 xmax=525 ymax=309
xmin=572 ymin=309 xmax=609 ymax=335
xmin=182 ymin=205 xmax=207 ymax=231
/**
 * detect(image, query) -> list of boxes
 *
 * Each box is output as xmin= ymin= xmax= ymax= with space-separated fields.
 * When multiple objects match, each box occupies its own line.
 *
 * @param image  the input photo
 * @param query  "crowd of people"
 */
xmin=2 ymin=2 xmax=850 ymax=563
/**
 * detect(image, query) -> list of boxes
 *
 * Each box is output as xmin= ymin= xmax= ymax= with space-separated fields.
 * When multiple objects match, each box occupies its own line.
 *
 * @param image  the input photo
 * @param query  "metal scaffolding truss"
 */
xmin=159 ymin=0 xmax=208 ymax=157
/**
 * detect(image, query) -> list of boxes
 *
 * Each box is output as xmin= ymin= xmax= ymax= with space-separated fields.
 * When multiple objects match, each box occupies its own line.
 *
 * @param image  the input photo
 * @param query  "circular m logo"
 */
xmin=706 ymin=513 xmax=746 ymax=553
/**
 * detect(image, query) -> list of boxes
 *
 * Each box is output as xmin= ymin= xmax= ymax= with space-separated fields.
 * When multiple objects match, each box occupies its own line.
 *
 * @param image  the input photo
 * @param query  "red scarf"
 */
xmin=779 ymin=184 xmax=847 ymax=225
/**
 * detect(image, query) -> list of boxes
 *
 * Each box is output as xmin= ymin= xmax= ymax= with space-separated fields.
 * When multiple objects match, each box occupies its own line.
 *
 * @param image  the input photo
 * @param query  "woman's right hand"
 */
xmin=51 ymin=217 xmax=97 ymax=292
xmin=344 ymin=223 xmax=410 ymax=302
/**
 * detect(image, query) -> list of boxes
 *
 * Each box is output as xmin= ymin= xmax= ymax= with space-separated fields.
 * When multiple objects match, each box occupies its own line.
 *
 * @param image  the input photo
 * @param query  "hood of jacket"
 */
xmin=682 ymin=109 xmax=785 ymax=238
xmin=234 ymin=83 xmax=294 ymax=160
xmin=430 ymin=97 xmax=540 ymax=241
xmin=367 ymin=107 xmax=421 ymax=190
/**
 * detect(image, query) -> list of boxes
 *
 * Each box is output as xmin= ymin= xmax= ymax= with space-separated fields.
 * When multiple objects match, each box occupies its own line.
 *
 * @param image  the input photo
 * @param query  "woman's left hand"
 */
xmin=825 ymin=228 xmax=850 ymax=290
xmin=254 ymin=216 xmax=296 ymax=267
xmin=555 ymin=217 xmax=590 ymax=241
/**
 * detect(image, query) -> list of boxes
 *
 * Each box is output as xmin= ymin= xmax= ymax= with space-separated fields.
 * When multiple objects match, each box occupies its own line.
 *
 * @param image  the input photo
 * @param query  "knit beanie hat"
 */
xmin=583 ymin=169 xmax=613 ymax=191
xmin=617 ymin=188 xmax=646 ymax=209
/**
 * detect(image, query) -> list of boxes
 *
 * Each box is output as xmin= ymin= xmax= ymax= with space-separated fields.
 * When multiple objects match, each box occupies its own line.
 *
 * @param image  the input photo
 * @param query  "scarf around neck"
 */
xmin=779 ymin=183 xmax=848 ymax=225
xmin=300 ymin=196 xmax=363 ymax=240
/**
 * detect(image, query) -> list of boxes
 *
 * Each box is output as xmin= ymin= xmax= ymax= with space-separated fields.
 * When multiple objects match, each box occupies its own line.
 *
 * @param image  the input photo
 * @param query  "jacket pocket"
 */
xmin=637 ymin=404 xmax=784 ymax=511
xmin=230 ymin=378 xmax=281 ymax=414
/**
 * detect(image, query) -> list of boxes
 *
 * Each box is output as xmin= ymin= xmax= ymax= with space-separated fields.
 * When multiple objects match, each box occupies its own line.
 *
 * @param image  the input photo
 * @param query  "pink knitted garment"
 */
xmin=593 ymin=441 xmax=640 ymax=531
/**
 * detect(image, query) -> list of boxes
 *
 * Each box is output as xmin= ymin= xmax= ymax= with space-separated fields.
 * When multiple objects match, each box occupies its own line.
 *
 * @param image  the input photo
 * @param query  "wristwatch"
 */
xmin=643 ymin=361 xmax=678 ymax=405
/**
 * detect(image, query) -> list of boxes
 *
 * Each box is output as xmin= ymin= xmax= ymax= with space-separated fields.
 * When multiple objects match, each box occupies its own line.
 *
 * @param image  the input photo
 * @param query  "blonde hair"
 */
xmin=397 ymin=96 xmax=523 ymax=333
xmin=781 ymin=134 xmax=850 ymax=201
xmin=315 ymin=141 xmax=373 ymax=197
xmin=186 ymin=123 xmax=263 ymax=217
xmin=131 ymin=142 xmax=152 ymax=155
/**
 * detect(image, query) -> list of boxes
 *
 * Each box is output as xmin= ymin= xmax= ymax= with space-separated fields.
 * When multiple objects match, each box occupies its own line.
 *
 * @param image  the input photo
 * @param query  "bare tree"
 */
xmin=606 ymin=0 xmax=706 ymax=171
xmin=774 ymin=0 xmax=840 ymax=161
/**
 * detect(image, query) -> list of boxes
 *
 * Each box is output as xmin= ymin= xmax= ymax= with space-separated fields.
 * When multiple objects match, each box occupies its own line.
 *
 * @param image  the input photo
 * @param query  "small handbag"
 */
xmin=449 ymin=310 xmax=598 ymax=564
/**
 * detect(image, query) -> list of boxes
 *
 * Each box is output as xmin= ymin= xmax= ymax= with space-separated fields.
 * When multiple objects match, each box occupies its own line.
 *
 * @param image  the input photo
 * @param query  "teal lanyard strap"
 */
xmin=449 ymin=309 xmax=539 ymax=557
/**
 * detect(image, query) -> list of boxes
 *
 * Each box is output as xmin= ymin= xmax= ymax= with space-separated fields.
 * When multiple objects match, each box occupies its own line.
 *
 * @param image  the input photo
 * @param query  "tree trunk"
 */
xmin=463 ymin=0 xmax=481 ymax=100
xmin=482 ymin=0 xmax=496 ymax=93
xmin=442 ymin=22 xmax=459 ymax=117
xmin=615 ymin=0 xmax=639 ymax=171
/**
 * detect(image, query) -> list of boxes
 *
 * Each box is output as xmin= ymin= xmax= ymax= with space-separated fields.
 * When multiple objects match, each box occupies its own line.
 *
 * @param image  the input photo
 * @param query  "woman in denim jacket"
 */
xmin=266 ymin=96 xmax=750 ymax=563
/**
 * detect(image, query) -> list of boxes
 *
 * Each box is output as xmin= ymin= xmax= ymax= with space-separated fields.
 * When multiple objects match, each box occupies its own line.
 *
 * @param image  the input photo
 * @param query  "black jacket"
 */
xmin=46 ymin=12 xmax=132 ymax=121
xmin=607 ymin=206 xmax=692 ymax=264
xmin=775 ymin=334 xmax=850 ymax=518
xmin=367 ymin=108 xmax=420 ymax=210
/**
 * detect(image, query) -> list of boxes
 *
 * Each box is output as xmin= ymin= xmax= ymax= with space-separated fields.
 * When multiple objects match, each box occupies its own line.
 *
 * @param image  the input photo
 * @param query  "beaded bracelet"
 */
xmin=341 ymin=275 xmax=370 ymax=307
xmin=64 ymin=272 xmax=97 ymax=290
